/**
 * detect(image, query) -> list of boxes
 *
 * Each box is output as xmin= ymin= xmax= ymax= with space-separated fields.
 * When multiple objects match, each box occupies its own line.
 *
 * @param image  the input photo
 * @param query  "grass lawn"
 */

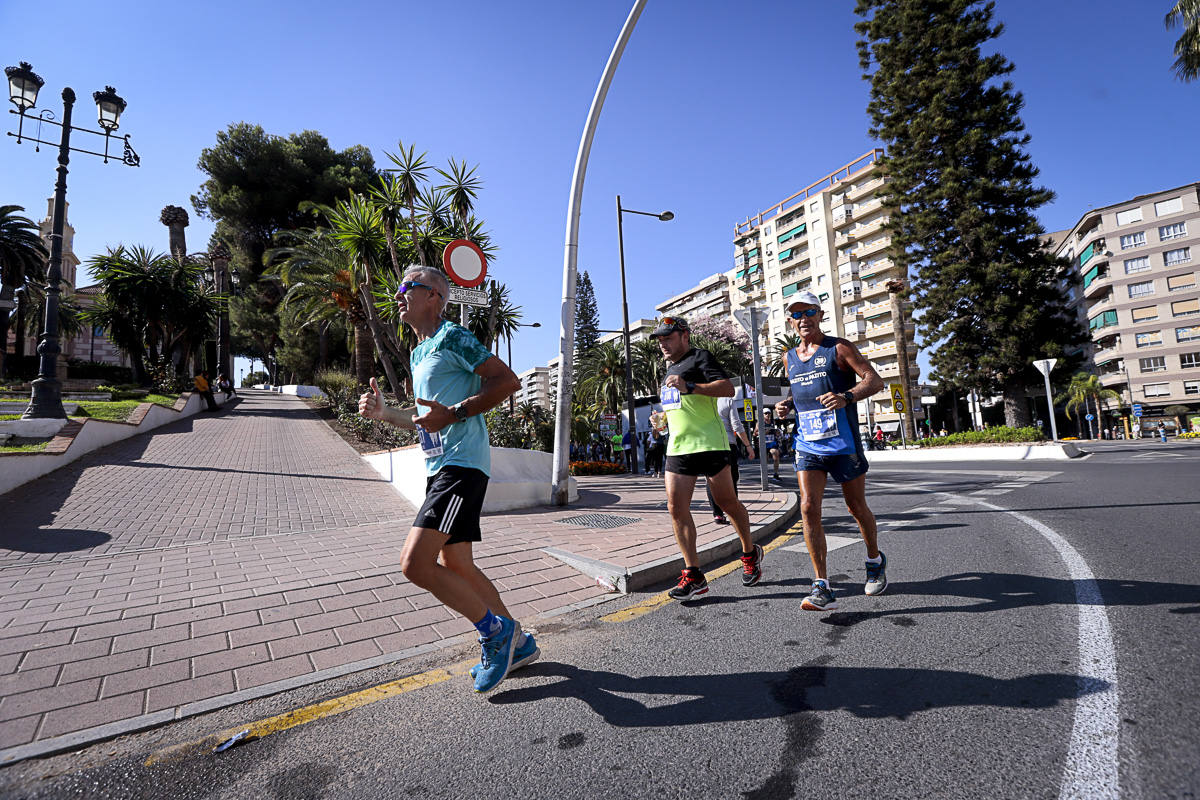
xmin=73 ymin=394 xmax=180 ymax=422
xmin=0 ymin=414 xmax=21 ymax=420
xmin=0 ymin=441 xmax=50 ymax=453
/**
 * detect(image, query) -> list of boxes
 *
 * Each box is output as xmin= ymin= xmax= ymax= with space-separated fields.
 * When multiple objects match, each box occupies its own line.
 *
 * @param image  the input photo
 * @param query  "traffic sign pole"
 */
xmin=1033 ymin=358 xmax=1059 ymax=442
xmin=749 ymin=307 xmax=768 ymax=490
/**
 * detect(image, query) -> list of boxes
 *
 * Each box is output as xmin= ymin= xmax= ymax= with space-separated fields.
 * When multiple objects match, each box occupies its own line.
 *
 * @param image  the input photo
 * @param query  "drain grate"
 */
xmin=554 ymin=513 xmax=642 ymax=530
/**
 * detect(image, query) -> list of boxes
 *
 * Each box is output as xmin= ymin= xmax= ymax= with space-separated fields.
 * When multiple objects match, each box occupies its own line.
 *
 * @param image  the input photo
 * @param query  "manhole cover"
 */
xmin=554 ymin=513 xmax=642 ymax=530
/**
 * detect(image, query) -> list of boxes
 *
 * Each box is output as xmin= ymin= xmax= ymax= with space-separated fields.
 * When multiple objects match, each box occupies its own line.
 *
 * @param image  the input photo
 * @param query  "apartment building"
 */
xmin=729 ymin=149 xmax=919 ymax=427
xmin=656 ymin=273 xmax=732 ymax=321
xmin=1060 ymin=183 xmax=1200 ymax=426
xmin=522 ymin=318 xmax=661 ymax=410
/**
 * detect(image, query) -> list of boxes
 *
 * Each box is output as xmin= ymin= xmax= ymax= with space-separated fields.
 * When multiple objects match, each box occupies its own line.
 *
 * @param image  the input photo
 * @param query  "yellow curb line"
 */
xmin=145 ymin=658 xmax=476 ymax=766
xmin=146 ymin=523 xmax=804 ymax=766
xmin=598 ymin=522 xmax=803 ymax=624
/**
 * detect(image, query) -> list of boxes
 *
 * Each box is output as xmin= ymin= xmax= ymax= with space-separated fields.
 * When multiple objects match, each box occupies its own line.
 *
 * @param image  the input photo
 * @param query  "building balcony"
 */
xmin=862 ymin=299 xmax=891 ymax=318
xmin=838 ymin=265 xmax=860 ymax=281
xmin=853 ymin=217 xmax=887 ymax=240
xmin=1082 ymin=268 xmax=1111 ymax=299
xmin=856 ymin=235 xmax=891 ymax=258
xmin=846 ymin=175 xmax=888 ymax=202
xmin=832 ymin=208 xmax=854 ymax=227
xmin=844 ymin=319 xmax=867 ymax=338
xmin=861 ymin=281 xmax=889 ymax=299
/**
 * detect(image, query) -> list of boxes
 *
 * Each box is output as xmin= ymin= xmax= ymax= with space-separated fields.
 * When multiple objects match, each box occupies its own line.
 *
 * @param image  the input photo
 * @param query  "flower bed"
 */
xmin=569 ymin=460 xmax=627 ymax=476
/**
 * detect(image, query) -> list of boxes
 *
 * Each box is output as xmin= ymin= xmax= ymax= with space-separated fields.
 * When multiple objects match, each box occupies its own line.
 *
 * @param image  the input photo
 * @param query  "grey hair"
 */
xmin=403 ymin=266 xmax=450 ymax=313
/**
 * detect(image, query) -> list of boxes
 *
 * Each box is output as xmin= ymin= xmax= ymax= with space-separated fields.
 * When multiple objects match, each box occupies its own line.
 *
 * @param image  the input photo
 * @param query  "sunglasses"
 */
xmin=397 ymin=280 xmax=442 ymax=298
xmin=788 ymin=308 xmax=820 ymax=319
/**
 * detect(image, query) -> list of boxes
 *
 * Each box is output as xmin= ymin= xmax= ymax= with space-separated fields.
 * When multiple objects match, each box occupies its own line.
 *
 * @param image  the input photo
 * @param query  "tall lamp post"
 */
xmin=507 ymin=322 xmax=541 ymax=412
xmin=6 ymin=62 xmax=140 ymax=419
xmin=616 ymin=195 xmax=672 ymax=474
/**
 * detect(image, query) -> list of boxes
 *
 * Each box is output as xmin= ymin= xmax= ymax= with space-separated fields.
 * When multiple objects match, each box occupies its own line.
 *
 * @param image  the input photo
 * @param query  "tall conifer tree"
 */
xmin=855 ymin=0 xmax=1085 ymax=425
xmin=574 ymin=270 xmax=601 ymax=359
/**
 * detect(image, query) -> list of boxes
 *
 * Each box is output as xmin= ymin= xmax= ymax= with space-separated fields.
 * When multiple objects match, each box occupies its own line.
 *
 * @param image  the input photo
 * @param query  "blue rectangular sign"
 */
xmin=1132 ymin=404 xmax=1143 ymax=417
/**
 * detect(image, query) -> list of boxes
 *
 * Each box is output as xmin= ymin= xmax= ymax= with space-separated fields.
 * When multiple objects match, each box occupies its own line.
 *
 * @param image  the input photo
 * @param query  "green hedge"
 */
xmin=916 ymin=426 xmax=1045 ymax=447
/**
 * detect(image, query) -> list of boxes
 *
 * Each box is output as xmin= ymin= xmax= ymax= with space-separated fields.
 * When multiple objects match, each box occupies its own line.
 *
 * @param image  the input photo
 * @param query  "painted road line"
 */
xmin=146 ymin=658 xmax=477 ymax=766
xmin=779 ymin=534 xmax=859 ymax=554
xmin=599 ymin=525 xmax=800 ymax=624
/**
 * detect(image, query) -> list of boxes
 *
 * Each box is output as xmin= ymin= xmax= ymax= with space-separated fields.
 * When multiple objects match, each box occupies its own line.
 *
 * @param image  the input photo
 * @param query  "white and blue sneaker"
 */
xmin=472 ymin=616 xmax=521 ymax=693
xmin=865 ymin=551 xmax=888 ymax=596
xmin=471 ymin=632 xmax=539 ymax=681
xmin=800 ymin=580 xmax=839 ymax=611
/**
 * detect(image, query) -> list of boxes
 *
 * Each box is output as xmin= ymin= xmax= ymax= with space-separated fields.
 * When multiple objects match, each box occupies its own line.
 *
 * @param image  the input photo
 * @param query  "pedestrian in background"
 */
xmin=707 ymin=394 xmax=752 ymax=525
xmin=193 ymin=371 xmax=219 ymax=412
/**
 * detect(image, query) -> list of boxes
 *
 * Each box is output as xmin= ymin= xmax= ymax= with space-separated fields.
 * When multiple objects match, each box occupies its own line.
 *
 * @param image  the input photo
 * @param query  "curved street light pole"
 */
xmin=551 ymin=0 xmax=647 ymax=506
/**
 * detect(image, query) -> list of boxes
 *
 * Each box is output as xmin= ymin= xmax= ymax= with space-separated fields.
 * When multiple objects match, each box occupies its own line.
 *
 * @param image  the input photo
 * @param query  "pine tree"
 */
xmin=574 ymin=270 xmax=600 ymax=359
xmin=855 ymin=0 xmax=1086 ymax=426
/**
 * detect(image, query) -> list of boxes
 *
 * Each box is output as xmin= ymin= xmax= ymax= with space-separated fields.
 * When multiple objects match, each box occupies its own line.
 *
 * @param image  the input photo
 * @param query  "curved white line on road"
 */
xmin=945 ymin=493 xmax=1121 ymax=800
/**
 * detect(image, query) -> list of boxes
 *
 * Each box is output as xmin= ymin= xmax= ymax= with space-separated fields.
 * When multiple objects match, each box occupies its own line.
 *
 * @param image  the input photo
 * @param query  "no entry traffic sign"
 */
xmin=442 ymin=239 xmax=488 ymax=288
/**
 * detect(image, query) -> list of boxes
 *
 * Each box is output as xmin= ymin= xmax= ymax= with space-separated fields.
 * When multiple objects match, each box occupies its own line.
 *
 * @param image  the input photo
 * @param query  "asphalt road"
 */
xmin=2 ymin=440 xmax=1197 ymax=799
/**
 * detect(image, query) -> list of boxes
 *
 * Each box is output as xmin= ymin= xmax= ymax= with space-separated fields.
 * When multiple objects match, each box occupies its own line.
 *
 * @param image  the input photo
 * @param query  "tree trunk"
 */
xmin=354 ymin=324 xmax=373 ymax=387
xmin=0 ymin=311 xmax=9 ymax=380
xmin=1002 ymin=382 xmax=1032 ymax=428
xmin=318 ymin=322 xmax=330 ymax=371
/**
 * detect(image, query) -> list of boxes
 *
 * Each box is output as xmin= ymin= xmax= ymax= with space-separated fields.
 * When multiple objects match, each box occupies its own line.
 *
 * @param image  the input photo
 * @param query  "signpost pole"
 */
xmin=1033 ymin=358 xmax=1059 ymax=442
xmin=748 ymin=307 xmax=768 ymax=491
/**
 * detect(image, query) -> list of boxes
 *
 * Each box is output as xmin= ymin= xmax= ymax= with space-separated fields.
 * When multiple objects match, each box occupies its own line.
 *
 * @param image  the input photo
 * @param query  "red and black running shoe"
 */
xmin=667 ymin=569 xmax=709 ymax=600
xmin=741 ymin=543 xmax=764 ymax=587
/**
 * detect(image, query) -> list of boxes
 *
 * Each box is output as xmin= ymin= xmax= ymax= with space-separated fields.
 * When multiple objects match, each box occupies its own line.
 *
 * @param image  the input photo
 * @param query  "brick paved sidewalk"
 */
xmin=0 ymin=391 xmax=796 ymax=764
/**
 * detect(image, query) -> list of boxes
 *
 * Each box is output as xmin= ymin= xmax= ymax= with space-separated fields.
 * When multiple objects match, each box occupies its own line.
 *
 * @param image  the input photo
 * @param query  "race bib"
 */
xmin=417 ymin=425 xmax=444 ymax=458
xmin=796 ymin=408 xmax=839 ymax=441
xmin=660 ymin=385 xmax=682 ymax=411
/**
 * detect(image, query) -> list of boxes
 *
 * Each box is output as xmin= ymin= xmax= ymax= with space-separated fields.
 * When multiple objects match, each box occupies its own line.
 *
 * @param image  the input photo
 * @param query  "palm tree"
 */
xmin=325 ymin=195 xmax=407 ymax=397
xmin=466 ymin=282 xmax=522 ymax=350
xmin=630 ymin=337 xmax=666 ymax=397
xmin=1056 ymin=372 xmax=1120 ymax=439
xmin=0 ymin=205 xmax=48 ymax=378
xmin=767 ymin=333 xmax=804 ymax=377
xmin=367 ymin=174 xmax=414 ymax=281
xmin=1166 ymin=0 xmax=1200 ymax=82
xmin=436 ymin=158 xmax=482 ymax=235
xmin=383 ymin=141 xmax=431 ymax=267
xmin=267 ymin=228 xmax=376 ymax=386
xmin=578 ymin=340 xmax=628 ymax=417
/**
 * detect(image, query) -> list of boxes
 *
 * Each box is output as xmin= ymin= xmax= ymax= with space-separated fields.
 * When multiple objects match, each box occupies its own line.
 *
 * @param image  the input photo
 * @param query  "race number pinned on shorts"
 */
xmin=660 ymin=385 xmax=682 ymax=411
xmin=417 ymin=425 xmax=444 ymax=458
xmin=796 ymin=407 xmax=839 ymax=441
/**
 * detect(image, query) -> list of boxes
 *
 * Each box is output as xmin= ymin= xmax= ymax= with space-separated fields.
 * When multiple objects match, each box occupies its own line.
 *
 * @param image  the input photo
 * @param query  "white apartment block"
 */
xmin=728 ymin=149 xmax=919 ymax=426
xmin=1058 ymin=183 xmax=1200 ymax=424
xmin=656 ymin=273 xmax=732 ymax=320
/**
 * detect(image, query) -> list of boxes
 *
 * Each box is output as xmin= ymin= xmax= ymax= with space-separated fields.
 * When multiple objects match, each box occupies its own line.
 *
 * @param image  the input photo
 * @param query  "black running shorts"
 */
xmin=665 ymin=449 xmax=731 ymax=477
xmin=414 ymin=465 xmax=489 ymax=545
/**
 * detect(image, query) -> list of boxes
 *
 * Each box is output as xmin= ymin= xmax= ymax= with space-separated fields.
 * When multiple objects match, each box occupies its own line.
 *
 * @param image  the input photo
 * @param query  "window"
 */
xmin=1155 ymin=197 xmax=1184 ymax=216
xmin=1167 ymin=273 xmax=1196 ymax=292
xmin=1164 ymin=247 xmax=1192 ymax=266
xmin=1128 ymin=280 xmax=1154 ymax=298
xmin=1131 ymin=305 xmax=1159 ymax=322
xmin=1144 ymin=382 xmax=1170 ymax=397
xmin=1159 ymin=222 xmax=1188 ymax=240
xmin=1182 ymin=352 xmax=1200 ymax=369
xmin=1173 ymin=298 xmax=1200 ymax=317
xmin=1116 ymin=208 xmax=1143 ymax=226
xmin=1139 ymin=356 xmax=1167 ymax=372
xmin=1136 ymin=331 xmax=1163 ymax=347
xmin=1124 ymin=256 xmax=1151 ymax=274
xmin=809 ymin=201 xmax=820 ymax=213
xmin=1177 ymin=325 xmax=1200 ymax=342
xmin=1185 ymin=380 xmax=1200 ymax=395
xmin=764 ymin=225 xmax=772 ymax=235
xmin=1120 ymin=232 xmax=1146 ymax=250
xmin=1089 ymin=310 xmax=1118 ymax=330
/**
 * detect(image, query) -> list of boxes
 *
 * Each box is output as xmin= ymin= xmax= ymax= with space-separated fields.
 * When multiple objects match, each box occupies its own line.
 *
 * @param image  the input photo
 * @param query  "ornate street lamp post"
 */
xmin=616 ymin=196 xmax=672 ymax=474
xmin=6 ymin=62 xmax=140 ymax=419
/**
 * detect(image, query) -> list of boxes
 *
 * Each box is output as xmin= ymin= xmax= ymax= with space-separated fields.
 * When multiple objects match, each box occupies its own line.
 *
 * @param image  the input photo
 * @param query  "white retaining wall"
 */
xmin=362 ymin=446 xmax=578 ymax=512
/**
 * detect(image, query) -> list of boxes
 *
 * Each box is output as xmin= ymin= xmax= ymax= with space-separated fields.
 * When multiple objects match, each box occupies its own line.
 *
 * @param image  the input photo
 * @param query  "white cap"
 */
xmin=785 ymin=290 xmax=822 ymax=309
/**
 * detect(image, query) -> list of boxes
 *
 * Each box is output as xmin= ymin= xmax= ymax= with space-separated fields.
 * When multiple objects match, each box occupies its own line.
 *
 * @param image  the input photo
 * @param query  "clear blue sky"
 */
xmin=4 ymin=0 xmax=1197 ymax=380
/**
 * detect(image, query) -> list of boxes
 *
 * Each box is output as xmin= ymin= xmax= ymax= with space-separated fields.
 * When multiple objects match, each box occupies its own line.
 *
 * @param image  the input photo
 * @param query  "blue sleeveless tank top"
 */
xmin=785 ymin=336 xmax=860 ymax=456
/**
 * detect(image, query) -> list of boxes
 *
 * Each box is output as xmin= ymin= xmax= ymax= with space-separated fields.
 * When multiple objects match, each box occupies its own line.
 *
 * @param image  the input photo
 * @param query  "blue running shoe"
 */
xmin=471 ymin=632 xmax=539 ymax=681
xmin=472 ymin=616 xmax=520 ymax=693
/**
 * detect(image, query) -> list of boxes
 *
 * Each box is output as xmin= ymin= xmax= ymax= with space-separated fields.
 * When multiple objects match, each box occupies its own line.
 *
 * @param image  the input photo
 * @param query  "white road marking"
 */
xmin=780 ymin=535 xmax=859 ymax=554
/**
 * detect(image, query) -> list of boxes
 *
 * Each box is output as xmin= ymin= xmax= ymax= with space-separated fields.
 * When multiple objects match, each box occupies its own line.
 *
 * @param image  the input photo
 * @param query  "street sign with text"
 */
xmin=447 ymin=286 xmax=489 ymax=306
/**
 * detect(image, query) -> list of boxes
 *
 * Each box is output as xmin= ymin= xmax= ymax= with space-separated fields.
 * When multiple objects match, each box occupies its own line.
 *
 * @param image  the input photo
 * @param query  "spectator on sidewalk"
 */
xmin=194 ymin=371 xmax=219 ymax=411
xmin=358 ymin=266 xmax=533 ymax=694
xmin=216 ymin=373 xmax=236 ymax=400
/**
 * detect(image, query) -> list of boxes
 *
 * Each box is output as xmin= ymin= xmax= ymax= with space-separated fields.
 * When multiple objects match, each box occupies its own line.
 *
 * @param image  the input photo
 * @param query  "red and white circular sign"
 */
xmin=442 ymin=239 xmax=488 ymax=288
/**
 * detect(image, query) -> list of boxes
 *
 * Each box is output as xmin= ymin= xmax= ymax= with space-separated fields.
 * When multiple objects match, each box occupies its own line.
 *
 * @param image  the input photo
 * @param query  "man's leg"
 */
xmin=797 ymin=470 xmax=829 ymax=580
xmin=709 ymin=467 xmax=753 ymax=553
xmin=665 ymin=471 xmax=701 ymax=565
xmin=840 ymin=475 xmax=879 ymax=559
xmin=440 ymin=541 xmax=513 ymax=620
xmin=400 ymin=528 xmax=488 ymax=621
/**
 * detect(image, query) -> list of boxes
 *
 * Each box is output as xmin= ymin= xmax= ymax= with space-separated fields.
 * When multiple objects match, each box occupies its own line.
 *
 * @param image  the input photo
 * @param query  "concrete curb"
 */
xmin=865 ymin=442 xmax=1083 ymax=462
xmin=626 ymin=491 xmax=800 ymax=591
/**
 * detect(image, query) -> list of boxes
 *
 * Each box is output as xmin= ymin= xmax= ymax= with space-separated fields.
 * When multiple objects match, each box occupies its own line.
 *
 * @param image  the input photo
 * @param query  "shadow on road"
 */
xmin=490 ymin=657 xmax=1104 ymax=724
xmin=0 ymin=527 xmax=111 ymax=554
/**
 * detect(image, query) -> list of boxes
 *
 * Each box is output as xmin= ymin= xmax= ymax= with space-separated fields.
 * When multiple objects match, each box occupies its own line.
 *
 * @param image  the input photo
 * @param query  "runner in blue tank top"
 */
xmin=774 ymin=291 xmax=888 ymax=611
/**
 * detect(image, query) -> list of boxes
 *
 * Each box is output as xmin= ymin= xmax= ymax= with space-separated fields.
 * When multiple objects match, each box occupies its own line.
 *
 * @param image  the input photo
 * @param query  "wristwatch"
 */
xmin=685 ymin=381 xmax=696 ymax=394
xmin=453 ymin=402 xmax=471 ymax=422
xmin=841 ymin=391 xmax=855 ymax=406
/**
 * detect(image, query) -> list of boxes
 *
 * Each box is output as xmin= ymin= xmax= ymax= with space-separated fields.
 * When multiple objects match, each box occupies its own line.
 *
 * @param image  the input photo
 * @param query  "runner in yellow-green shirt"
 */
xmin=650 ymin=316 xmax=764 ymax=600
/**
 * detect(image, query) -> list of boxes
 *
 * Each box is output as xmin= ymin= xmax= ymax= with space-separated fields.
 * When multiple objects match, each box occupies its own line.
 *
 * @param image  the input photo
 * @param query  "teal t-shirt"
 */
xmin=411 ymin=320 xmax=494 ymax=477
